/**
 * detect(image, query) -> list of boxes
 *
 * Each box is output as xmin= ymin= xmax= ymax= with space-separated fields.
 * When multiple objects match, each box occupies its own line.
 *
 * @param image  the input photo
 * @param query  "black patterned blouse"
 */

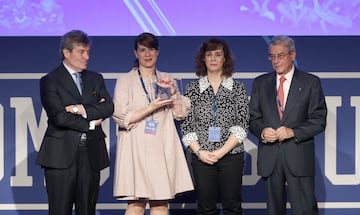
xmin=181 ymin=76 xmax=249 ymax=154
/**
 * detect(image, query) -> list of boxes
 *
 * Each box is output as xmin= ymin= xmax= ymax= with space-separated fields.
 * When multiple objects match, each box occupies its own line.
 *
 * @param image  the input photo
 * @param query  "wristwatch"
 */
xmin=72 ymin=105 xmax=79 ymax=114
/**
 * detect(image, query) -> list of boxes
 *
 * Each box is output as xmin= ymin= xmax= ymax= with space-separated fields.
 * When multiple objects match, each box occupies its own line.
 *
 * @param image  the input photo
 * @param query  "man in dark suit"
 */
xmin=249 ymin=35 xmax=327 ymax=215
xmin=36 ymin=30 xmax=114 ymax=215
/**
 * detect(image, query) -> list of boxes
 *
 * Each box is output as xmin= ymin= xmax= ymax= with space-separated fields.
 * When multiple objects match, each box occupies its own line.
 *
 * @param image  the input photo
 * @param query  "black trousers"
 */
xmin=44 ymin=146 xmax=100 ymax=215
xmin=191 ymin=153 xmax=244 ymax=215
xmin=264 ymin=146 xmax=318 ymax=215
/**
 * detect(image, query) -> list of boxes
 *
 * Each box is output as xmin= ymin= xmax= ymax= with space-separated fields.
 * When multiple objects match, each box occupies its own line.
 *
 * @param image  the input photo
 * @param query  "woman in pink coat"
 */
xmin=112 ymin=32 xmax=194 ymax=215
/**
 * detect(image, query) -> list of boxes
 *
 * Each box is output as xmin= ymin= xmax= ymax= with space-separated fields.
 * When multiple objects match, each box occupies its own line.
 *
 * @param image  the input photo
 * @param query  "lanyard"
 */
xmin=138 ymin=69 xmax=158 ymax=103
xmin=212 ymin=95 xmax=218 ymax=125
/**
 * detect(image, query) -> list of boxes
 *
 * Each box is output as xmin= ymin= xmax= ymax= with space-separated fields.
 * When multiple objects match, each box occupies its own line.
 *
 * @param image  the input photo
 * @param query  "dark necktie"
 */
xmin=277 ymin=76 xmax=286 ymax=120
xmin=73 ymin=72 xmax=82 ymax=95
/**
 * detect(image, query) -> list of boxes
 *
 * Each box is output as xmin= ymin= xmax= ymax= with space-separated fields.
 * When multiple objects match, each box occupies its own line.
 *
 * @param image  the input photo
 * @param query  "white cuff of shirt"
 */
xmin=229 ymin=126 xmax=247 ymax=143
xmin=89 ymin=120 xmax=96 ymax=130
xmin=182 ymin=132 xmax=198 ymax=148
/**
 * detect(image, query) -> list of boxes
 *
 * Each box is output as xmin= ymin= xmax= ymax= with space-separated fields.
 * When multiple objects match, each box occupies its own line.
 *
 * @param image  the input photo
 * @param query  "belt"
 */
xmin=79 ymin=133 xmax=87 ymax=146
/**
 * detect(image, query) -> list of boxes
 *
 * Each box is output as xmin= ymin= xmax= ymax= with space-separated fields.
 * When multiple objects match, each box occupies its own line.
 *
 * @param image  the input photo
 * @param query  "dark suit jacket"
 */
xmin=36 ymin=64 xmax=114 ymax=171
xmin=249 ymin=68 xmax=327 ymax=177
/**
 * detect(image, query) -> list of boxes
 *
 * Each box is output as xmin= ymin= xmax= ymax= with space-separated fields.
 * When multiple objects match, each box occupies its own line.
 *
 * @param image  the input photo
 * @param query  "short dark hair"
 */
xmin=59 ymin=30 xmax=91 ymax=59
xmin=195 ymin=38 xmax=234 ymax=77
xmin=134 ymin=32 xmax=159 ymax=50
xmin=133 ymin=32 xmax=159 ymax=67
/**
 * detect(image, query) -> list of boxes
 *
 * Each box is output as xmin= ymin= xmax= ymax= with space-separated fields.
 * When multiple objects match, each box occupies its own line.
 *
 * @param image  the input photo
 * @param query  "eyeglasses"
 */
xmin=268 ymin=53 xmax=290 ymax=61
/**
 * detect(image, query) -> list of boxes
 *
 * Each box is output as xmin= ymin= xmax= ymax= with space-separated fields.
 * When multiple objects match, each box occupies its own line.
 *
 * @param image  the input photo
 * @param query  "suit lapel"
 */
xmin=283 ymin=70 xmax=303 ymax=120
xmin=59 ymin=65 xmax=83 ymax=98
xmin=81 ymin=70 xmax=92 ymax=97
xmin=266 ymin=73 xmax=280 ymax=121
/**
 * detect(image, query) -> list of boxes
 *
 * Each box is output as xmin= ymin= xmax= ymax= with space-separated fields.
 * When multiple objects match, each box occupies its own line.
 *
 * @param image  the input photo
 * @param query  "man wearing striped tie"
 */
xmin=36 ymin=30 xmax=114 ymax=215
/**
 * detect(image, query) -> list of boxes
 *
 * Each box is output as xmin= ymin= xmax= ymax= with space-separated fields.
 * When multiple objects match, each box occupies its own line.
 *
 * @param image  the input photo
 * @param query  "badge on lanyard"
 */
xmin=208 ymin=126 xmax=221 ymax=142
xmin=144 ymin=118 xmax=158 ymax=135
xmin=208 ymin=93 xmax=221 ymax=142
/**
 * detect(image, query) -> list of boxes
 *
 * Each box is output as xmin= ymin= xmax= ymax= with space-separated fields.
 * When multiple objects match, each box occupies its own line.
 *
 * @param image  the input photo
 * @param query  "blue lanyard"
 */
xmin=138 ymin=69 xmax=158 ymax=103
xmin=212 ymin=95 xmax=218 ymax=125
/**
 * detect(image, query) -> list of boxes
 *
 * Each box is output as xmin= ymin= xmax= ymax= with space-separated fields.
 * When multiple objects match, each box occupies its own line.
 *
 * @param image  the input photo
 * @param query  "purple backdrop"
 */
xmin=1 ymin=0 xmax=360 ymax=36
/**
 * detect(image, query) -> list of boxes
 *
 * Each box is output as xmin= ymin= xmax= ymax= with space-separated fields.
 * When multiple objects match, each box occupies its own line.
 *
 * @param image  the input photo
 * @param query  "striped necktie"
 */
xmin=73 ymin=72 xmax=82 ymax=95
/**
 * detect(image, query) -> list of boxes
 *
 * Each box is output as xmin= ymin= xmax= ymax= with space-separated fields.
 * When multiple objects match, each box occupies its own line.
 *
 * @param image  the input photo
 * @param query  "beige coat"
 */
xmin=112 ymin=68 xmax=194 ymax=200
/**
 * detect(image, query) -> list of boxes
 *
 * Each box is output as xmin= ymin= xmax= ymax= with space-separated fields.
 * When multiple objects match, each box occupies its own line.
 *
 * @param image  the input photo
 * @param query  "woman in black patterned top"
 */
xmin=181 ymin=38 xmax=249 ymax=215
